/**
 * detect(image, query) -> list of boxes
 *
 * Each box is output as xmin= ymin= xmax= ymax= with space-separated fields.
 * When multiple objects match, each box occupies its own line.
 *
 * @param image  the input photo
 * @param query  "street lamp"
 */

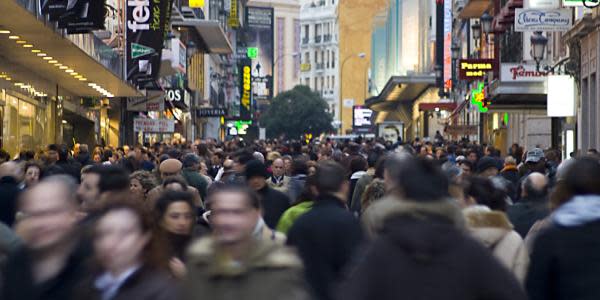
xmin=339 ymin=52 xmax=366 ymax=134
xmin=480 ymin=11 xmax=493 ymax=36
xmin=451 ymin=42 xmax=461 ymax=61
xmin=471 ymin=20 xmax=481 ymax=52
xmin=530 ymin=31 xmax=548 ymax=70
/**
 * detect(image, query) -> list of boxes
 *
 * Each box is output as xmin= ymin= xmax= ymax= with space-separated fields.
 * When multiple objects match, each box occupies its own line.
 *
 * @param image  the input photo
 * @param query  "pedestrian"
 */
xmin=268 ymin=158 xmax=291 ymax=193
xmin=0 ymin=162 xmax=23 ymax=227
xmin=507 ymin=172 xmax=550 ymax=238
xmin=182 ymin=185 xmax=309 ymax=300
xmin=146 ymin=159 xmax=203 ymax=209
xmin=74 ymin=144 xmax=93 ymax=167
xmin=287 ymin=160 xmax=364 ymax=300
xmin=476 ymin=156 xmax=500 ymax=178
xmin=351 ymin=155 xmax=386 ymax=215
xmin=360 ymin=178 xmax=386 ymax=213
xmin=77 ymin=165 xmax=130 ymax=213
xmin=501 ymin=156 xmax=520 ymax=186
xmin=340 ymin=156 xmax=527 ymax=300
xmin=462 ymin=176 xmax=529 ymax=284
xmin=2 ymin=176 xmax=87 ymax=300
xmin=347 ymin=156 xmax=368 ymax=215
xmin=245 ymin=160 xmax=290 ymax=229
xmin=80 ymin=202 xmax=180 ymax=300
xmin=23 ymin=162 xmax=42 ymax=189
xmin=287 ymin=157 xmax=309 ymax=203
xmin=129 ymin=171 xmax=158 ymax=208
xmin=527 ymin=156 xmax=600 ymax=300
xmin=276 ymin=175 xmax=317 ymax=234
xmin=181 ymin=153 xmax=209 ymax=202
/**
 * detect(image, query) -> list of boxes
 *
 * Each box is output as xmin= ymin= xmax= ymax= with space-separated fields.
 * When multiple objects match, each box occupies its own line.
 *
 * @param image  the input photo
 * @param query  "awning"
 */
xmin=366 ymin=75 xmax=436 ymax=112
xmin=458 ymin=0 xmax=492 ymax=19
xmin=0 ymin=0 xmax=141 ymax=97
xmin=419 ymin=102 xmax=457 ymax=111
xmin=488 ymin=79 xmax=547 ymax=110
xmin=171 ymin=19 xmax=233 ymax=54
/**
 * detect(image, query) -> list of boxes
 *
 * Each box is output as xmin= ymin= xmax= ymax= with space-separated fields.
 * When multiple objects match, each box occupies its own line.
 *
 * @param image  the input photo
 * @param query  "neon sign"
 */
xmin=471 ymin=82 xmax=490 ymax=113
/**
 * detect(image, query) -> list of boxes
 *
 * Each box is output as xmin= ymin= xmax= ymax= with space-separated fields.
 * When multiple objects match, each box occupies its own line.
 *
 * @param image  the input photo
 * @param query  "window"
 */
xmin=304 ymin=52 xmax=310 ymax=64
xmin=314 ymin=77 xmax=318 ymax=90
xmin=305 ymin=78 xmax=310 ymax=86
xmin=326 ymin=50 xmax=330 ymax=68
xmin=321 ymin=76 xmax=325 ymax=91
xmin=315 ymin=50 xmax=319 ymax=63
xmin=304 ymin=25 xmax=309 ymax=39
xmin=331 ymin=52 xmax=336 ymax=68
xmin=326 ymin=76 xmax=330 ymax=89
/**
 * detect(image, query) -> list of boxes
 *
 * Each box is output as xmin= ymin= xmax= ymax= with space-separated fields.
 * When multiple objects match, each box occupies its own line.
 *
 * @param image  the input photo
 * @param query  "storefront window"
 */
xmin=2 ymin=93 xmax=47 ymax=157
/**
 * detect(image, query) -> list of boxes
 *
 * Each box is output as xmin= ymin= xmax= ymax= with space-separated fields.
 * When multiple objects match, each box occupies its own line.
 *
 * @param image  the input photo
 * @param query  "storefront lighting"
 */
xmin=59 ymin=66 xmax=68 ymax=70
xmin=78 ymin=77 xmax=87 ymax=81
xmin=451 ymin=43 xmax=460 ymax=61
xmin=471 ymin=21 xmax=481 ymax=41
xmin=530 ymin=31 xmax=548 ymax=70
xmin=37 ymin=53 xmax=46 ymax=57
xmin=48 ymin=60 xmax=58 ymax=64
xmin=480 ymin=11 xmax=493 ymax=35
xmin=16 ymin=40 xmax=26 ymax=44
xmin=65 ymin=69 xmax=74 ymax=73
xmin=71 ymin=72 xmax=79 ymax=76
xmin=0 ymin=30 xmax=10 ymax=34
xmin=43 ymin=56 xmax=53 ymax=60
xmin=31 ymin=49 xmax=41 ymax=53
xmin=14 ymin=82 xmax=23 ymax=86
xmin=8 ymin=35 xmax=20 ymax=40
xmin=5 ymin=77 xmax=11 ymax=81
xmin=0 ymin=74 xmax=5 ymax=78
xmin=23 ymin=44 xmax=33 ymax=48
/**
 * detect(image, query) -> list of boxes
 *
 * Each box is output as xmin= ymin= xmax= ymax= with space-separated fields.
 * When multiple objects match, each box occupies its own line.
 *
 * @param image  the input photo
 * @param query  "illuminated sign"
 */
xmin=247 ymin=47 xmax=259 ymax=59
xmin=240 ymin=64 xmax=252 ymax=119
xmin=471 ymin=82 xmax=490 ymax=113
xmin=189 ymin=0 xmax=205 ymax=8
xmin=228 ymin=0 xmax=239 ymax=28
xmin=563 ymin=0 xmax=599 ymax=8
xmin=459 ymin=59 xmax=496 ymax=81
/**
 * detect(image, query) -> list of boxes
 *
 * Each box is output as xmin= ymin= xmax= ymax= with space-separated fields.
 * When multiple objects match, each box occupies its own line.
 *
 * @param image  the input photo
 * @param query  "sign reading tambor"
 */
xmin=459 ymin=59 xmax=496 ymax=81
xmin=196 ymin=108 xmax=228 ymax=118
xmin=500 ymin=63 xmax=553 ymax=82
xmin=515 ymin=8 xmax=573 ymax=32
xmin=133 ymin=118 xmax=175 ymax=133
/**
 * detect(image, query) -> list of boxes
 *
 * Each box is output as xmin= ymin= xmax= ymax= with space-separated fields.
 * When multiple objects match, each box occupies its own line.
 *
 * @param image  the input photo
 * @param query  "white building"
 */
xmin=299 ymin=0 xmax=340 ymax=121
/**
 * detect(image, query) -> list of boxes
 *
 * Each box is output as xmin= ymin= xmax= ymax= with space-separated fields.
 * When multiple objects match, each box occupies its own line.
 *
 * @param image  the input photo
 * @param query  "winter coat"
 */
xmin=348 ymin=171 xmax=367 ymax=215
xmin=75 ymin=152 xmax=93 ymax=166
xmin=464 ymin=206 xmax=529 ymax=284
xmin=287 ymin=174 xmax=307 ymax=204
xmin=183 ymin=237 xmax=310 ymax=300
xmin=257 ymin=185 xmax=291 ymax=229
xmin=182 ymin=168 xmax=209 ymax=201
xmin=527 ymin=195 xmax=600 ymax=300
xmin=276 ymin=201 xmax=314 ymax=234
xmin=501 ymin=165 xmax=520 ymax=186
xmin=338 ymin=197 xmax=527 ymax=300
xmin=268 ymin=175 xmax=291 ymax=194
xmin=0 ymin=176 xmax=20 ymax=227
xmin=350 ymin=173 xmax=373 ymax=215
xmin=287 ymin=195 xmax=364 ymax=300
xmin=507 ymin=198 xmax=550 ymax=237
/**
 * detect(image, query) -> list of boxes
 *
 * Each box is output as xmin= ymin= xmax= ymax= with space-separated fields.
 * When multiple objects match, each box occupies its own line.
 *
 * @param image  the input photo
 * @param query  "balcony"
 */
xmin=315 ymin=35 xmax=322 ymax=43
xmin=323 ymin=34 xmax=332 ymax=42
xmin=302 ymin=37 xmax=310 ymax=44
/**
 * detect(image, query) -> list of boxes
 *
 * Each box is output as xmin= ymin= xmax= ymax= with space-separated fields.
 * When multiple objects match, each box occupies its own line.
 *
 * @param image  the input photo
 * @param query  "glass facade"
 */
xmin=1 ymin=90 xmax=50 ymax=157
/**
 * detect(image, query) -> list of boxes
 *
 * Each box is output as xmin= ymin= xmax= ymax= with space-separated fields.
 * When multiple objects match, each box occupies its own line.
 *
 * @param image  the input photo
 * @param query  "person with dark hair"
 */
xmin=287 ymin=157 xmax=309 ymax=203
xmin=78 ymin=202 xmax=180 ymax=300
xmin=0 ymin=162 xmax=23 ymax=227
xmin=507 ymin=173 xmax=550 ymax=237
xmin=181 ymin=153 xmax=208 ymax=201
xmin=183 ymin=186 xmax=309 ymax=300
xmin=276 ymin=175 xmax=317 ymax=234
xmin=287 ymin=160 xmax=364 ymax=300
xmin=245 ymin=160 xmax=290 ymax=229
xmin=0 ymin=149 xmax=11 ymax=164
xmin=146 ymin=159 xmax=203 ymax=210
xmin=350 ymin=156 xmax=387 ymax=215
xmin=23 ymin=162 xmax=42 ymax=189
xmin=347 ymin=156 xmax=368 ymax=214
xmin=342 ymin=156 xmax=527 ymax=300
xmin=527 ymin=157 xmax=600 ymax=300
xmin=77 ymin=165 xmax=131 ymax=212
xmin=74 ymin=144 xmax=93 ymax=167
xmin=462 ymin=176 xmax=528 ymax=283
xmin=46 ymin=144 xmax=60 ymax=165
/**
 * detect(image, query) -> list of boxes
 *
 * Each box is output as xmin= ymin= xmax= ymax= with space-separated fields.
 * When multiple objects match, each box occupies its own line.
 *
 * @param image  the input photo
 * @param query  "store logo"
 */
xmin=131 ymin=43 xmax=155 ymax=59
xmin=127 ymin=0 xmax=151 ymax=32
xmin=459 ymin=59 xmax=496 ymax=81
xmin=510 ymin=65 xmax=551 ymax=80
xmin=241 ymin=66 xmax=251 ymax=110
xmin=471 ymin=82 xmax=489 ymax=113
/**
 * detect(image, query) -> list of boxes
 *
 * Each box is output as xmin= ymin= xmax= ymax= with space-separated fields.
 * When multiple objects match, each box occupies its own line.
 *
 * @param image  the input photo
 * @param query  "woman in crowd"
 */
xmin=23 ymin=162 xmax=42 ymax=188
xmin=130 ymin=171 xmax=158 ymax=206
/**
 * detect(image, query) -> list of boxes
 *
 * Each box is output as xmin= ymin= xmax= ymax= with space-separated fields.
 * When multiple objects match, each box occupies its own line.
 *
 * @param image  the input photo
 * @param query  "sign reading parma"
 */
xmin=126 ymin=0 xmax=173 ymax=86
xmin=515 ymin=8 xmax=572 ymax=32
xmin=459 ymin=59 xmax=496 ymax=81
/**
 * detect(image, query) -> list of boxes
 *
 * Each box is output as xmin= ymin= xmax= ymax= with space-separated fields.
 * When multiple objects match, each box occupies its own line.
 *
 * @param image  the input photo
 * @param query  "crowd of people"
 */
xmin=0 ymin=137 xmax=599 ymax=300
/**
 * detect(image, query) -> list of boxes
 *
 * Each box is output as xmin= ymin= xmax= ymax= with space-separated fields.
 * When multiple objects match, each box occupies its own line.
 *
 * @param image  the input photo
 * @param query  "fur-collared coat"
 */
xmin=464 ymin=206 xmax=529 ymax=285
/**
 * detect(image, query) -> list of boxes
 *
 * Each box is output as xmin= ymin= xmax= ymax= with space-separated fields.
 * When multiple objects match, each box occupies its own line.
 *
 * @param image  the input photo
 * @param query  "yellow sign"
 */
xmin=300 ymin=63 xmax=311 ymax=72
xmin=189 ymin=0 xmax=204 ymax=8
xmin=241 ymin=66 xmax=251 ymax=110
xmin=228 ymin=0 xmax=239 ymax=28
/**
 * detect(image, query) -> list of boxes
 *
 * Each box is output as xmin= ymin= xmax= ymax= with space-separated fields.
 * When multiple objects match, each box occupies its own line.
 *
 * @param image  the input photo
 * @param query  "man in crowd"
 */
xmin=287 ymin=161 xmax=364 ymax=300
xmin=146 ymin=158 xmax=203 ymax=208
xmin=181 ymin=153 xmax=209 ymax=201
xmin=507 ymin=172 xmax=550 ymax=237
xmin=268 ymin=158 xmax=291 ymax=193
xmin=183 ymin=185 xmax=309 ymax=300
xmin=77 ymin=165 xmax=130 ymax=213
xmin=245 ymin=160 xmax=290 ymax=229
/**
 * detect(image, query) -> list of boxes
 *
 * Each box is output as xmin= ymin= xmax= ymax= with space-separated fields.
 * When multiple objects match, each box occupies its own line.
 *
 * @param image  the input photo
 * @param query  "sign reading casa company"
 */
xmin=515 ymin=8 xmax=573 ymax=32
xmin=459 ymin=59 xmax=496 ymax=81
xmin=133 ymin=118 xmax=175 ymax=133
xmin=126 ymin=0 xmax=173 ymax=86
xmin=500 ymin=63 xmax=553 ymax=82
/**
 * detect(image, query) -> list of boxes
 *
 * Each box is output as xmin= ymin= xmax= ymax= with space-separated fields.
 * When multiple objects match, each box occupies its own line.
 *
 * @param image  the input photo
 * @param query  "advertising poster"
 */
xmin=353 ymin=106 xmax=374 ymax=134
xmin=238 ymin=58 xmax=253 ymax=120
xmin=378 ymin=122 xmax=404 ymax=144
xmin=126 ymin=0 xmax=173 ymax=86
xmin=245 ymin=7 xmax=274 ymax=104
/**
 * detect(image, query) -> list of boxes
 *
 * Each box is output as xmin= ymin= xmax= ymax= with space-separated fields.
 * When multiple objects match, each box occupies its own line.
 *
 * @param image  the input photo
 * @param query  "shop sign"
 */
xmin=41 ymin=0 xmax=67 ymax=21
xmin=189 ymin=0 xmax=204 ymax=8
xmin=228 ymin=0 xmax=239 ymax=28
xmin=547 ymin=75 xmax=575 ymax=117
xmin=500 ymin=63 xmax=552 ymax=82
xmin=459 ymin=59 xmax=495 ymax=81
xmin=126 ymin=0 xmax=174 ymax=86
xmin=239 ymin=58 xmax=252 ymax=120
xmin=563 ymin=0 xmax=599 ymax=7
xmin=165 ymin=89 xmax=184 ymax=102
xmin=246 ymin=7 xmax=274 ymax=103
xmin=527 ymin=0 xmax=560 ymax=8
xmin=196 ymin=108 xmax=227 ymax=118
xmin=445 ymin=125 xmax=479 ymax=136
xmin=133 ymin=118 xmax=175 ymax=133
xmin=515 ymin=8 xmax=573 ymax=32
xmin=471 ymin=82 xmax=490 ymax=113
xmin=41 ymin=0 xmax=106 ymax=33
xmin=127 ymin=97 xmax=164 ymax=112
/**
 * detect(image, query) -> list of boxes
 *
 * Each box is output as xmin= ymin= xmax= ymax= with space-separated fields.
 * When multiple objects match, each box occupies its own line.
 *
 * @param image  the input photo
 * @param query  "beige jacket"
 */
xmin=268 ymin=176 xmax=291 ymax=194
xmin=464 ymin=206 xmax=529 ymax=285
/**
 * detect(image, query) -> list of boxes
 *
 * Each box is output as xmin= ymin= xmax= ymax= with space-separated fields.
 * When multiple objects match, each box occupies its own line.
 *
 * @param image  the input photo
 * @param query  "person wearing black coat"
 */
xmin=527 ymin=157 xmax=600 ymax=300
xmin=287 ymin=161 xmax=364 ymax=300
xmin=0 ymin=162 xmax=22 ymax=227
xmin=343 ymin=156 xmax=526 ymax=300
xmin=507 ymin=172 xmax=549 ymax=237
xmin=246 ymin=160 xmax=291 ymax=228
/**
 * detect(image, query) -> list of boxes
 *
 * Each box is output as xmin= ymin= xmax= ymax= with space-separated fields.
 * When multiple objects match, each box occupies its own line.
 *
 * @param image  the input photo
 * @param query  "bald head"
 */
xmin=522 ymin=172 xmax=549 ymax=200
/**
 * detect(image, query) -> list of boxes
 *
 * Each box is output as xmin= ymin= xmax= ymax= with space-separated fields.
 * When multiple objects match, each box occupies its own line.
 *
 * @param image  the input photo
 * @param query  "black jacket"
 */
xmin=257 ymin=185 xmax=290 ymax=229
xmin=527 ymin=220 xmax=600 ymax=300
xmin=506 ymin=198 xmax=549 ymax=237
xmin=75 ymin=152 xmax=93 ymax=167
xmin=337 ymin=213 xmax=527 ymax=300
xmin=287 ymin=195 xmax=364 ymax=300
xmin=0 ymin=176 xmax=21 ymax=227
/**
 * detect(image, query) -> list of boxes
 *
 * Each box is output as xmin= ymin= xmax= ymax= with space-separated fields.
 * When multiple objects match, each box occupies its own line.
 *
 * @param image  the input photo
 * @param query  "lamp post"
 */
xmin=530 ymin=31 xmax=548 ymax=71
xmin=339 ymin=52 xmax=366 ymax=134
xmin=471 ymin=20 xmax=481 ymax=56
xmin=480 ymin=11 xmax=493 ymax=37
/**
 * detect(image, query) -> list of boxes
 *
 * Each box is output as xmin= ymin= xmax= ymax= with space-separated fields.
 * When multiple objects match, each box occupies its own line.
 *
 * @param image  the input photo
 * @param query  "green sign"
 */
xmin=471 ymin=82 xmax=489 ymax=113
xmin=247 ymin=47 xmax=259 ymax=59
xmin=131 ymin=43 xmax=155 ymax=59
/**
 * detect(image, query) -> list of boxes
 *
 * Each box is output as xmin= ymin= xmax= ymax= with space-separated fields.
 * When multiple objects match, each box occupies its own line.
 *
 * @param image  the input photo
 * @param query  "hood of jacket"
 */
xmin=362 ymin=195 xmax=465 ymax=238
xmin=186 ymin=237 xmax=302 ymax=277
xmin=464 ymin=205 xmax=513 ymax=248
xmin=553 ymin=195 xmax=600 ymax=227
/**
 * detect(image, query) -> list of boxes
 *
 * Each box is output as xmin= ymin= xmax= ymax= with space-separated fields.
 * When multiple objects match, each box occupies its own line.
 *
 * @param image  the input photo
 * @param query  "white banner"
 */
xmin=526 ymin=0 xmax=560 ymax=8
xmin=515 ymin=8 xmax=573 ymax=32
xmin=133 ymin=118 xmax=175 ymax=133
xmin=500 ymin=63 xmax=552 ymax=82
xmin=547 ymin=75 xmax=575 ymax=117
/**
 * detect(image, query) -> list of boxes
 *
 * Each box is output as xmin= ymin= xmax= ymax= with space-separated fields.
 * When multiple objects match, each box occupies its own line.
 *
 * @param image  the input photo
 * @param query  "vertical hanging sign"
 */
xmin=239 ymin=58 xmax=252 ymax=120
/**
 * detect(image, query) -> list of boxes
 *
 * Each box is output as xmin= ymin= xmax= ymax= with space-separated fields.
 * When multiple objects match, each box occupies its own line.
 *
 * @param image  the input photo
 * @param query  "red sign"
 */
xmin=459 ymin=59 xmax=496 ymax=81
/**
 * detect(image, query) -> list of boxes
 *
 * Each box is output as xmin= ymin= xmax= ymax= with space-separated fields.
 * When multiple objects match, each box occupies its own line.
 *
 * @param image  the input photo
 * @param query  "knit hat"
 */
xmin=477 ymin=156 xmax=499 ymax=174
xmin=160 ymin=159 xmax=183 ymax=174
xmin=245 ymin=160 xmax=270 ymax=179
